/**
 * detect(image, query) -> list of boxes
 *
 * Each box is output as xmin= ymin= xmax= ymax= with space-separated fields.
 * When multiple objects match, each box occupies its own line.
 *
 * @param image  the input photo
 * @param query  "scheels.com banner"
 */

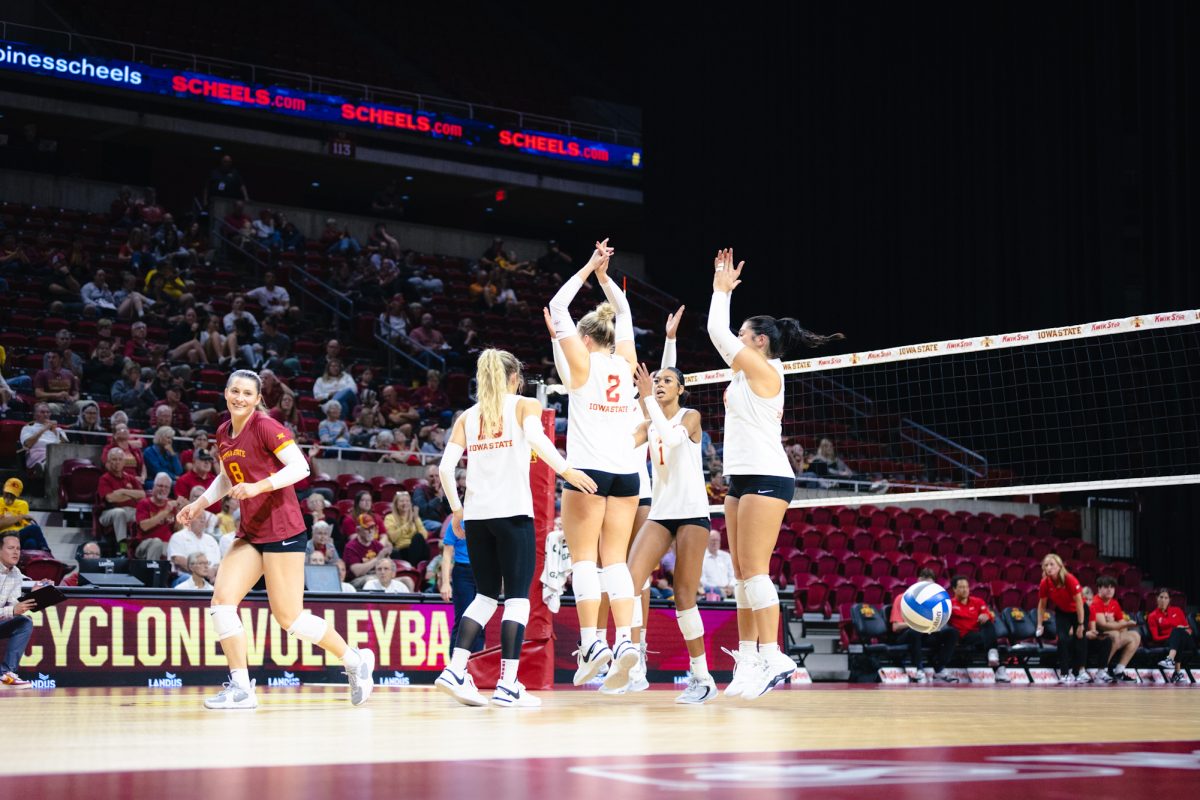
xmin=0 ymin=39 xmax=641 ymax=170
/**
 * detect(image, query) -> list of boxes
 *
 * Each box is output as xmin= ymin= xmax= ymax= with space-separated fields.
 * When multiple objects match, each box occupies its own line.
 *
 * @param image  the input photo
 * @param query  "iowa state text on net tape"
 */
xmin=684 ymin=310 xmax=1200 ymax=386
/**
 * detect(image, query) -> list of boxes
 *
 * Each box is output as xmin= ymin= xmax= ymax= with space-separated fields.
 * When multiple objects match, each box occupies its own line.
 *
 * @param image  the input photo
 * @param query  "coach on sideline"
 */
xmin=0 ymin=531 xmax=37 ymax=687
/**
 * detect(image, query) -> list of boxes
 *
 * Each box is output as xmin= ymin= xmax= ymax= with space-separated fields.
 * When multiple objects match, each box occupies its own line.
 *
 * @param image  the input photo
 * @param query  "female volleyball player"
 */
xmin=547 ymin=239 xmax=644 ymax=688
xmin=433 ymin=349 xmax=596 ymax=707
xmin=707 ymin=248 xmax=843 ymax=699
xmin=1035 ymin=553 xmax=1090 ymax=684
xmin=620 ymin=349 xmax=716 ymax=703
xmin=177 ymin=370 xmax=375 ymax=709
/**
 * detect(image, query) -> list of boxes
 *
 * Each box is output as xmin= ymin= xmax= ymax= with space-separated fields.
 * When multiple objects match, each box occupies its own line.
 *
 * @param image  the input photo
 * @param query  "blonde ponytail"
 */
xmin=476 ymin=348 xmax=521 ymax=438
xmin=578 ymin=301 xmax=616 ymax=348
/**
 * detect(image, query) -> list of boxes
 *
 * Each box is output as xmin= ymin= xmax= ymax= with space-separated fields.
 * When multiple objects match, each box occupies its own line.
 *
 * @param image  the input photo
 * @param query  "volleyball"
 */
xmin=900 ymin=581 xmax=953 ymax=634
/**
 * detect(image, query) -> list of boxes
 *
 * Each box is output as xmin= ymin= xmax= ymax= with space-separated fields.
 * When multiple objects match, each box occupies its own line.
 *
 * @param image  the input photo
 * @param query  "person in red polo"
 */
xmin=1035 ymin=553 xmax=1088 ymax=684
xmin=1146 ymin=588 xmax=1195 ymax=684
xmin=945 ymin=575 xmax=1010 ymax=682
xmin=1088 ymin=575 xmax=1140 ymax=683
xmin=134 ymin=473 xmax=181 ymax=560
xmin=97 ymin=447 xmax=146 ymax=546
xmin=175 ymin=451 xmax=218 ymax=512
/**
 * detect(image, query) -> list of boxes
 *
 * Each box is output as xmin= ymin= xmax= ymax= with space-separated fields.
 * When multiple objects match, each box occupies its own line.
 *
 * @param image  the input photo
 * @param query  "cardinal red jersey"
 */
xmin=949 ymin=594 xmax=994 ymax=636
xmin=1090 ymin=596 xmax=1124 ymax=623
xmin=1038 ymin=572 xmax=1083 ymax=613
xmin=216 ymin=410 xmax=303 ymax=544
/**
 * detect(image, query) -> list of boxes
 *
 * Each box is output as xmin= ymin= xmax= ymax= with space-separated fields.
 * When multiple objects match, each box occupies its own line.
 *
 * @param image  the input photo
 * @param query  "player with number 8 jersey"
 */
xmin=215 ymin=412 xmax=305 ymax=544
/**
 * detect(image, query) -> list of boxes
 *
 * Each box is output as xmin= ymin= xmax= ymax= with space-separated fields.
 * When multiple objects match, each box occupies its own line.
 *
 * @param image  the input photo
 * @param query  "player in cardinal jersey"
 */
xmin=547 ymin=239 xmax=644 ymax=689
xmin=433 ymin=349 xmax=596 ymax=708
xmin=177 ymin=370 xmax=375 ymax=710
xmin=706 ymin=248 xmax=844 ymax=699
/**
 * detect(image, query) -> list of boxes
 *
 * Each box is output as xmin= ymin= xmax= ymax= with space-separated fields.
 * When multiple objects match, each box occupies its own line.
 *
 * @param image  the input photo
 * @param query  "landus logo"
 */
xmin=148 ymin=671 xmax=183 ymax=689
xmin=377 ymin=671 xmax=411 ymax=686
xmin=31 ymin=672 xmax=57 ymax=689
xmin=267 ymin=671 xmax=302 ymax=687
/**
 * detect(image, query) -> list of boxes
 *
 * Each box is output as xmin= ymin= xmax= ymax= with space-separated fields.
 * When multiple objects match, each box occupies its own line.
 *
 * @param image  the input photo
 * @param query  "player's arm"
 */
xmin=179 ymin=458 xmax=233 ymax=526
xmin=707 ymin=248 xmax=782 ymax=395
xmin=543 ymin=307 xmax=572 ymax=386
xmin=518 ymin=398 xmax=597 ymax=494
xmin=681 ymin=409 xmax=704 ymax=445
xmin=662 ymin=305 xmax=683 ymax=369
xmin=631 ymin=420 xmax=650 ymax=448
xmin=596 ymin=254 xmax=637 ymax=369
xmin=548 ymin=239 xmax=613 ymax=387
xmin=633 ymin=362 xmax=687 ymax=449
xmin=438 ymin=416 xmax=467 ymax=514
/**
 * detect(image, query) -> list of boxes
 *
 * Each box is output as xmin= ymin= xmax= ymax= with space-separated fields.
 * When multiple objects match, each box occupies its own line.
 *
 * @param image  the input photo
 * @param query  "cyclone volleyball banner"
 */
xmin=15 ymin=594 xmax=741 ymax=687
xmin=0 ymin=39 xmax=641 ymax=171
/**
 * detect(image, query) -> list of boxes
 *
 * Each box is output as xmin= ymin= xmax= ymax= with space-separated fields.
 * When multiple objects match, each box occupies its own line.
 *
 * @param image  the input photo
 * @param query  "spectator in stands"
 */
xmin=69 ymin=401 xmax=105 ymax=444
xmin=113 ymin=273 xmax=153 ymax=321
xmin=175 ymin=552 xmax=214 ymax=591
xmin=200 ymin=315 xmax=234 ymax=365
xmin=61 ymin=540 xmax=104 ymax=587
xmin=246 ymin=271 xmax=292 ymax=320
xmin=491 ymin=273 xmax=527 ymax=317
xmin=409 ymin=315 xmax=450 ymax=364
xmin=222 ymin=295 xmax=259 ymax=336
xmin=535 ymin=240 xmax=571 ymax=282
xmin=333 ymin=558 xmax=355 ymax=593
xmin=447 ymin=317 xmax=481 ymax=358
xmin=889 ymin=567 xmax=942 ymax=683
xmin=168 ymin=507 xmax=221 ymax=574
xmin=378 ymin=385 xmax=420 ymax=427
xmin=118 ymin=227 xmax=155 ymax=274
xmin=945 ymin=576 xmax=1010 ymax=681
xmin=808 ymin=438 xmax=854 ymax=480
xmin=143 ymin=261 xmax=190 ymax=307
xmin=41 ymin=330 xmax=83 ymax=379
xmin=250 ymin=209 xmax=281 ymax=252
xmin=355 ymin=368 xmax=379 ymax=410
xmin=82 ymin=339 xmax=123 ymax=398
xmin=1147 ymin=588 xmax=1195 ymax=684
xmin=163 ymin=307 xmax=207 ymax=365
xmin=1 ymin=232 xmax=32 ymax=272
xmin=411 ymin=369 xmax=450 ymax=418
xmin=322 ymin=218 xmax=361 ymax=256
xmin=706 ymin=468 xmax=728 ymax=503
xmin=417 ymin=424 xmax=447 ymax=455
xmin=348 ymin=406 xmax=382 ymax=449
xmin=339 ymin=491 xmax=383 ymax=540
xmin=786 ymin=442 xmax=810 ymax=478
xmin=413 ymin=466 xmax=451 ymax=531
xmin=0 ymin=372 xmax=14 ymax=418
xmin=308 ymin=520 xmax=339 ymax=563
xmin=480 ymin=237 xmax=504 ymax=269
xmin=142 ymin=426 xmax=183 ymax=490
xmin=368 ymin=221 xmax=402 ymax=257
xmin=133 ymin=473 xmax=181 ymax=559
xmin=175 ymin=450 xmax=216 ymax=507
xmin=0 ymin=478 xmax=50 ymax=552
xmin=343 ymin=514 xmax=393 ymax=584
xmin=123 ymin=321 xmax=162 ymax=364
xmin=254 ymin=319 xmax=297 ymax=375
xmin=362 ymin=558 xmax=415 ymax=593
xmin=1036 ymin=553 xmax=1089 ymax=684
xmin=699 ymin=530 xmax=735 ymax=599
xmin=111 ymin=361 xmax=156 ymax=420
xmin=314 ymin=339 xmax=345 ymax=377
xmin=318 ymin=401 xmax=351 ymax=448
xmin=216 ymin=496 xmax=238 ymax=537
xmin=20 ymin=402 xmax=70 ymax=475
xmin=179 ymin=431 xmax=216 ymax=471
xmin=379 ymin=296 xmax=409 ymax=344
xmin=97 ymin=448 xmax=145 ymax=549
xmin=406 ymin=261 xmax=444 ymax=300
xmin=103 ymin=421 xmax=145 ymax=477
xmin=0 ymin=530 xmax=39 ymax=687
xmin=270 ymin=392 xmax=303 ymax=439
xmin=183 ymin=221 xmax=213 ymax=266
xmin=81 ymin=269 xmax=123 ymax=317
xmin=313 ymin=359 xmax=357 ymax=419
xmin=469 ymin=268 xmax=496 ymax=309
xmin=383 ymin=491 xmax=430 ymax=566
xmin=204 ymin=154 xmax=250 ymax=204
xmin=1088 ymin=575 xmax=1140 ymax=683
xmin=34 ymin=350 xmax=81 ymax=415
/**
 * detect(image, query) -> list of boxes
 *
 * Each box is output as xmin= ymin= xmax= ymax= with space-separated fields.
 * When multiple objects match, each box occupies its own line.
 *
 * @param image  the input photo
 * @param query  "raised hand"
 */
xmin=584 ymin=238 xmax=614 ymax=273
xmin=665 ymin=305 xmax=685 ymax=339
xmin=633 ymin=361 xmax=654 ymax=399
xmin=542 ymin=307 xmax=556 ymax=340
xmin=712 ymin=247 xmax=744 ymax=293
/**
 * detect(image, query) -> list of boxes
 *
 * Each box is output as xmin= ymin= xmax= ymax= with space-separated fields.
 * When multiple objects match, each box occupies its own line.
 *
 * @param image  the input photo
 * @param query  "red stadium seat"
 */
xmin=850 ymin=528 xmax=876 ymax=551
xmin=776 ymin=527 xmax=797 ymax=551
xmin=841 ymin=553 xmax=866 ymax=578
xmin=860 ymin=580 xmax=886 ymax=607
xmin=799 ymin=526 xmax=824 ymax=550
xmin=907 ymin=533 xmax=933 ymax=554
xmin=892 ymin=556 xmax=918 ymax=581
xmin=789 ymin=553 xmax=814 ymax=582
xmin=977 ymin=559 xmax=1002 ymax=583
xmin=770 ymin=552 xmax=787 ymax=587
xmin=796 ymin=582 xmax=831 ymax=617
xmin=893 ymin=510 xmax=917 ymax=532
xmin=941 ymin=515 xmax=963 ymax=534
xmin=1119 ymin=565 xmax=1143 ymax=589
xmin=982 ymin=536 xmax=1007 ymax=558
xmin=1001 ymin=562 xmax=1026 ymax=584
xmin=824 ymin=529 xmax=849 ymax=552
xmin=959 ymin=536 xmax=983 ymax=557
xmin=933 ymin=534 xmax=958 ymax=557
xmin=1075 ymin=542 xmax=1099 ymax=562
xmin=829 ymin=577 xmax=859 ymax=608
xmin=369 ymin=476 xmax=402 ymax=503
xmin=876 ymin=532 xmax=901 ymax=553
xmin=1006 ymin=538 xmax=1031 ymax=559
xmin=917 ymin=513 xmax=940 ymax=532
xmin=835 ymin=507 xmax=859 ymax=530
xmin=1030 ymin=539 xmax=1053 ymax=560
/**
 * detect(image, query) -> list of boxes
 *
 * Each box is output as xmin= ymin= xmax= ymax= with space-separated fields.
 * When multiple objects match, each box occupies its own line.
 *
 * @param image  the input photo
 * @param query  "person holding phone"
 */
xmin=0 ymin=531 xmax=52 ymax=688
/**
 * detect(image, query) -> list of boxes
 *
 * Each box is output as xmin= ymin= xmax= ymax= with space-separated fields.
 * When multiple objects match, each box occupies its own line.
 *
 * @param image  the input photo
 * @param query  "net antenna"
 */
xmin=685 ymin=311 xmax=1200 ymax=512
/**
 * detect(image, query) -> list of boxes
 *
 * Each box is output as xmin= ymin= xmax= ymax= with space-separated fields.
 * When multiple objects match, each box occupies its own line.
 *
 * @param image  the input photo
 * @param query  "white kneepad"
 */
xmin=464 ymin=595 xmax=499 ymax=627
xmin=733 ymin=579 xmax=749 ymax=609
xmin=209 ymin=605 xmax=243 ymax=641
xmin=286 ymin=610 xmax=328 ymax=643
xmin=599 ymin=563 xmax=635 ymax=600
xmin=676 ymin=606 xmax=705 ymax=640
xmin=572 ymin=560 xmax=601 ymax=602
xmin=502 ymin=598 xmax=530 ymax=627
xmin=743 ymin=574 xmax=779 ymax=611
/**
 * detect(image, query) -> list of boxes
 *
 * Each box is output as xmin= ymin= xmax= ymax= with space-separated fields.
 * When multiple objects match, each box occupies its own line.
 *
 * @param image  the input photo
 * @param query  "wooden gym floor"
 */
xmin=2 ymin=684 xmax=1198 ymax=798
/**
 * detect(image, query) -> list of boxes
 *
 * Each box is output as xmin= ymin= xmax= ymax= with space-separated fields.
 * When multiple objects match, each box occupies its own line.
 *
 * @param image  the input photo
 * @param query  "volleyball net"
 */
xmin=683 ymin=310 xmax=1200 ymax=510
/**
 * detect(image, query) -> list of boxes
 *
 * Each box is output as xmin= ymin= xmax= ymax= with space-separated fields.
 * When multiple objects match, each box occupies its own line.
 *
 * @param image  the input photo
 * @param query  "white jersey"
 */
xmin=567 ymin=352 xmax=638 ymax=474
xmin=461 ymin=394 xmax=533 ymax=521
xmin=722 ymin=359 xmax=793 ymax=478
xmin=648 ymin=408 xmax=710 ymax=520
xmin=632 ymin=404 xmax=651 ymax=498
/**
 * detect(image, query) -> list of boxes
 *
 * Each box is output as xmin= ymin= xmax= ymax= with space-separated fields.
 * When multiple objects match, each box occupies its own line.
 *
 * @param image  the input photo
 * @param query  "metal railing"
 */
xmin=898 ymin=418 xmax=988 ymax=482
xmin=374 ymin=318 xmax=444 ymax=373
xmin=0 ymin=20 xmax=641 ymax=147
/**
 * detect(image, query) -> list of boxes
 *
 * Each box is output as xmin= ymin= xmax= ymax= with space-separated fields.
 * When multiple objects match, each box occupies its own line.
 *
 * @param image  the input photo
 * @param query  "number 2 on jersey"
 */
xmin=227 ymin=461 xmax=245 ymax=484
xmin=606 ymin=374 xmax=621 ymax=403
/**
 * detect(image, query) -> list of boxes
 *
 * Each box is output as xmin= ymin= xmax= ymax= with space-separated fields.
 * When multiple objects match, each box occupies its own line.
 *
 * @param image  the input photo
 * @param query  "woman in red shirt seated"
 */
xmin=1146 ymin=588 xmax=1195 ymax=684
xmin=1035 ymin=553 xmax=1089 ymax=684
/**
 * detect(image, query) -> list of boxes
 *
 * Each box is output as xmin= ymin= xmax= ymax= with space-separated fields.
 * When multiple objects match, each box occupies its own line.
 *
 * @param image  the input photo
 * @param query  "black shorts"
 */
xmin=563 ymin=468 xmax=640 ymax=498
xmin=639 ymin=497 xmax=652 ymax=507
xmin=250 ymin=532 xmax=310 ymax=554
xmin=648 ymin=517 xmax=711 ymax=537
xmin=727 ymin=474 xmax=795 ymax=502
xmin=463 ymin=515 xmax=536 ymax=599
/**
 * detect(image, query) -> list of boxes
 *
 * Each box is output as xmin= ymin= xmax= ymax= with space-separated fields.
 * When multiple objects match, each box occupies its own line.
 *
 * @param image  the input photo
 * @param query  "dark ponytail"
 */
xmin=745 ymin=316 xmax=845 ymax=359
xmin=659 ymin=366 xmax=689 ymax=402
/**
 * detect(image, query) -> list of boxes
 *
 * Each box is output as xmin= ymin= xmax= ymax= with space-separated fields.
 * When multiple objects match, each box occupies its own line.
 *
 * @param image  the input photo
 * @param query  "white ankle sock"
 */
xmin=1112 ymin=663 xmax=1125 ymax=674
xmin=581 ymin=627 xmax=599 ymax=647
xmin=739 ymin=640 xmax=757 ymax=656
xmin=500 ymin=658 xmax=519 ymax=687
xmin=616 ymin=626 xmax=631 ymax=644
xmin=450 ymin=647 xmax=471 ymax=672
xmin=231 ymin=668 xmax=250 ymax=688
xmin=760 ymin=643 xmax=780 ymax=657
xmin=342 ymin=647 xmax=363 ymax=670
xmin=690 ymin=655 xmax=712 ymax=680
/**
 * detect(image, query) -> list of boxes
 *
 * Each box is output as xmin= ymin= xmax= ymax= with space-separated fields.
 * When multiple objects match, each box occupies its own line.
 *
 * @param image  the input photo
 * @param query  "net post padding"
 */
xmin=466 ymin=409 xmax=557 ymax=690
